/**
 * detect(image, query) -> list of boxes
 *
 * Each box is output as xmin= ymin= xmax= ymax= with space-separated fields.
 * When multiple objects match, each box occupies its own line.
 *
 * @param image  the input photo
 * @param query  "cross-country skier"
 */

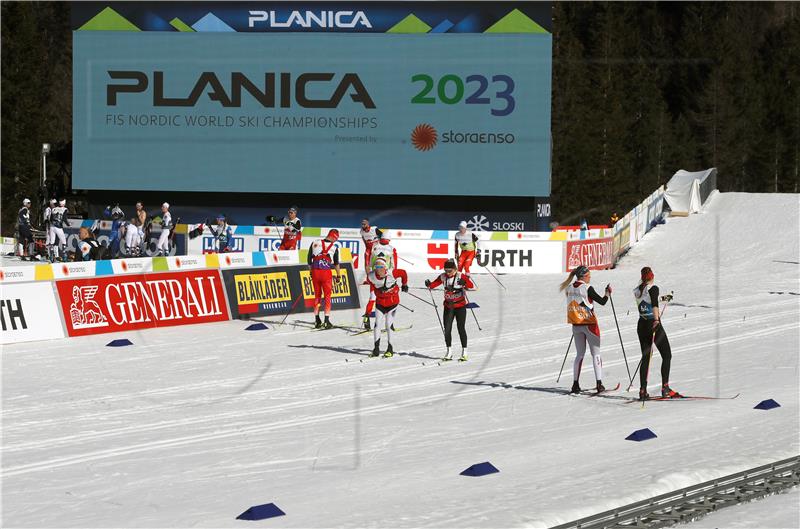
xmin=634 ymin=266 xmax=681 ymax=400
xmin=266 ymin=206 xmax=302 ymax=250
xmin=124 ymin=202 xmax=147 ymax=257
xmin=17 ymin=198 xmax=33 ymax=260
xmin=156 ymin=202 xmax=172 ymax=256
xmin=360 ymin=217 xmax=379 ymax=270
xmin=366 ymin=258 xmax=408 ymax=358
xmin=308 ymin=229 xmax=343 ymax=329
xmin=425 ymin=259 xmax=476 ymax=361
xmin=50 ymin=199 xmax=68 ymax=262
xmin=455 ymin=220 xmax=479 ymax=273
xmin=559 ymin=265 xmax=612 ymax=393
xmin=362 ymin=229 xmax=399 ymax=330
xmin=43 ymin=198 xmax=57 ymax=261
xmin=207 ymin=214 xmax=234 ymax=253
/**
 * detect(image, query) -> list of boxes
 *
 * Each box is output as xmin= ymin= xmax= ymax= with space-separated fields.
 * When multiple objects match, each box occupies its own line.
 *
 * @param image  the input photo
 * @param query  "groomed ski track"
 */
xmin=2 ymin=193 xmax=798 ymax=528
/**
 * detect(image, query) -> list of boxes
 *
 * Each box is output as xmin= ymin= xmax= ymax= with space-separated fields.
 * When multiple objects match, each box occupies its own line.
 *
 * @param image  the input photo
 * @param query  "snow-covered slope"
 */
xmin=2 ymin=193 xmax=798 ymax=528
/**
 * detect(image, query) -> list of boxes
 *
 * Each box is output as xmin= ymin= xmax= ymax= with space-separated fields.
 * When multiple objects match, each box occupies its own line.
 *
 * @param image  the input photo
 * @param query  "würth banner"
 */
xmin=566 ymin=237 xmax=614 ymax=272
xmin=56 ymin=270 xmax=229 ymax=337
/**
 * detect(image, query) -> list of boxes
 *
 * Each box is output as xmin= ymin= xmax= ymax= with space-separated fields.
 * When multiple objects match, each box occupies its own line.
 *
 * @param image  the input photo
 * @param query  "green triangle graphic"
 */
xmin=78 ymin=6 xmax=140 ymax=31
xmin=386 ymin=14 xmax=431 ymax=34
xmin=169 ymin=17 xmax=195 ymax=32
xmin=485 ymin=8 xmax=548 ymax=34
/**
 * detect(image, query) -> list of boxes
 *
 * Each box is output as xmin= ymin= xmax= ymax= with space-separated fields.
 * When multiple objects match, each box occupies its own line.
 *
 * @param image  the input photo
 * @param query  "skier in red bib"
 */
xmin=366 ymin=258 xmax=408 ymax=358
xmin=425 ymin=259 xmax=476 ymax=361
xmin=308 ymin=229 xmax=343 ymax=329
xmin=266 ymin=206 xmax=302 ymax=250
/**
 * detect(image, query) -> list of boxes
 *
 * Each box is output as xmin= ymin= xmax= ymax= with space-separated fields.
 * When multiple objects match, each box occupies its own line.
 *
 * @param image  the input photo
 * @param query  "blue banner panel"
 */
xmin=73 ymin=32 xmax=552 ymax=197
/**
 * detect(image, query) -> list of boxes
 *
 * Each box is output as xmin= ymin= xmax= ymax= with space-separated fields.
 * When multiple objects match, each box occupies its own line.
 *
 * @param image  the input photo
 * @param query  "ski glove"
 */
xmin=605 ymin=284 xmax=613 ymax=295
xmin=265 ymin=215 xmax=276 ymax=223
xmin=401 ymin=284 xmax=409 ymax=293
xmin=660 ymin=293 xmax=673 ymax=302
xmin=458 ymin=277 xmax=467 ymax=286
xmin=424 ymin=279 xmax=432 ymax=288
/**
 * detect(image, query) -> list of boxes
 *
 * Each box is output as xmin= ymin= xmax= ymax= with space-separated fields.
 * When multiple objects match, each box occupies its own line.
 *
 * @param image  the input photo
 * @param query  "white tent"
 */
xmin=664 ymin=168 xmax=717 ymax=214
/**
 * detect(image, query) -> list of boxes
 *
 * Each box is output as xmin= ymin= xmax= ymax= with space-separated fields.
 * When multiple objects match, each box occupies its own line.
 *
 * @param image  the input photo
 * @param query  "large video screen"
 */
xmin=73 ymin=32 xmax=551 ymax=196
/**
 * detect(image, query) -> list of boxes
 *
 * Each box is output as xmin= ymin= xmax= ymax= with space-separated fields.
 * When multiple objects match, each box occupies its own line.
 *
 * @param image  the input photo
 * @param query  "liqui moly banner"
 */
xmin=565 ymin=237 xmax=614 ymax=272
xmin=1 ymin=282 xmax=65 ymax=344
xmin=56 ymin=270 xmax=229 ymax=337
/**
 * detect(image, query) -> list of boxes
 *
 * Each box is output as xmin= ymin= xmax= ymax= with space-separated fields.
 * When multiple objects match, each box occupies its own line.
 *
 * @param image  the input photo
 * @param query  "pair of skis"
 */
xmin=567 ymin=383 xmax=740 ymax=402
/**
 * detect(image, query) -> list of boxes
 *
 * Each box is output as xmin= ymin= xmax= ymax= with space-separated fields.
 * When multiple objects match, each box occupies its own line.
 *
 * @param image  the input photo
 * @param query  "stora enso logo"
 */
xmin=411 ymin=124 xmax=437 ymax=151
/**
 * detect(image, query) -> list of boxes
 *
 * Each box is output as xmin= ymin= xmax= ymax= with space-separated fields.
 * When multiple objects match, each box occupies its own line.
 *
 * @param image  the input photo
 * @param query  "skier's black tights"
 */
xmin=637 ymin=318 xmax=672 ymax=389
xmin=443 ymin=307 xmax=467 ymax=348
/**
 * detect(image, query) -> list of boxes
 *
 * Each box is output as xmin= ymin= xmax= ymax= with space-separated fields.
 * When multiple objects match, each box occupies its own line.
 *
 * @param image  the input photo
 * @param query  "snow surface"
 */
xmin=2 ymin=192 xmax=799 ymax=528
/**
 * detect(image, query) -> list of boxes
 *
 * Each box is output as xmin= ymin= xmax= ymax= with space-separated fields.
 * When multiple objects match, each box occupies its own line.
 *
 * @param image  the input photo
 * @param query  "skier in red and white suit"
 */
xmin=267 ymin=206 xmax=302 ymax=250
xmin=360 ymin=218 xmax=379 ymax=268
xmin=362 ymin=229 xmax=399 ymax=329
xmin=455 ymin=220 xmax=479 ymax=274
xmin=366 ymin=258 xmax=408 ymax=358
xmin=307 ymin=229 xmax=342 ymax=329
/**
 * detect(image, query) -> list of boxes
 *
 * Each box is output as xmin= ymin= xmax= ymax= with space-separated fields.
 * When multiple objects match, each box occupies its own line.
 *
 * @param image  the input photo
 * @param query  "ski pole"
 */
xmin=480 ymin=264 xmax=507 ymax=290
xmin=464 ymin=292 xmax=482 ymax=331
xmin=405 ymin=290 xmax=436 ymax=307
xmin=429 ymin=288 xmax=445 ymax=336
xmin=279 ymin=293 xmax=304 ymax=326
xmin=609 ymin=292 xmax=632 ymax=383
xmin=556 ymin=334 xmax=574 ymax=383
xmin=399 ymin=302 xmax=414 ymax=313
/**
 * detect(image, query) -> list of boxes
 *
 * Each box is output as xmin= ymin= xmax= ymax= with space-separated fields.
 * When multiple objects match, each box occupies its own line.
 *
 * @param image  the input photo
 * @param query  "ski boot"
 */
xmin=323 ymin=316 xmax=334 ymax=330
xmin=442 ymin=347 xmax=453 ymax=362
xmin=390 ymin=324 xmax=396 ymax=331
xmin=383 ymin=343 xmax=394 ymax=358
xmin=314 ymin=315 xmax=323 ymax=329
xmin=458 ymin=347 xmax=468 ymax=362
xmin=661 ymin=383 xmax=683 ymax=398
xmin=639 ymin=388 xmax=650 ymax=401
xmin=362 ymin=315 xmax=371 ymax=331
xmin=596 ymin=381 xmax=606 ymax=393
xmin=370 ymin=341 xmax=381 ymax=357
xmin=570 ymin=381 xmax=582 ymax=394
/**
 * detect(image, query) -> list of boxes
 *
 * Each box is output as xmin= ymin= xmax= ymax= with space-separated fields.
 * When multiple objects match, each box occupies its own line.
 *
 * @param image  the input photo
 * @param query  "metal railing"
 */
xmin=551 ymin=455 xmax=800 ymax=529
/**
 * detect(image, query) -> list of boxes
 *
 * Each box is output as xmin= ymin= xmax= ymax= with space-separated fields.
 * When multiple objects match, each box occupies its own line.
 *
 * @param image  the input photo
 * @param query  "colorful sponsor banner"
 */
xmin=227 ymin=270 xmax=293 ymax=317
xmin=51 ymin=261 xmax=98 ymax=279
xmin=71 ymin=2 xmax=552 ymax=34
xmin=73 ymin=32 xmax=551 ymax=198
xmin=0 ymin=266 xmax=37 ymax=284
xmin=1 ymin=282 xmax=65 ymax=344
xmin=56 ymin=269 xmax=228 ymax=337
xmin=389 ymin=239 xmax=563 ymax=274
xmin=565 ymin=237 xmax=614 ymax=272
xmin=221 ymin=262 xmax=359 ymax=318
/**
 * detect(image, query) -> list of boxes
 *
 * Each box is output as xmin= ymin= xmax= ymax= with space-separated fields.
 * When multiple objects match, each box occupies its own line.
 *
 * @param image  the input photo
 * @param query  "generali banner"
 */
xmin=565 ymin=237 xmax=614 ymax=272
xmin=56 ymin=269 xmax=229 ymax=337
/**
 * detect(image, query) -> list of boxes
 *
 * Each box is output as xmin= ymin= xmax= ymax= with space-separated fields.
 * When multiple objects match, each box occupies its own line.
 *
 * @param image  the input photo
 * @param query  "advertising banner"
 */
xmin=565 ymin=237 xmax=614 ymax=272
xmin=221 ymin=262 xmax=359 ymax=319
xmin=1 ymin=282 xmax=65 ymax=344
xmin=73 ymin=32 xmax=551 ymax=198
xmin=56 ymin=269 xmax=229 ymax=337
xmin=390 ymin=239 xmax=563 ymax=274
xmin=0 ymin=266 xmax=37 ymax=284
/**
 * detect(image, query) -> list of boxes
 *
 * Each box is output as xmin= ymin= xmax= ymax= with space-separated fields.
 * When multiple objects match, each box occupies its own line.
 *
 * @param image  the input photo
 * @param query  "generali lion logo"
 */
xmin=69 ymin=286 xmax=109 ymax=329
xmin=567 ymin=244 xmax=582 ymax=269
xmin=411 ymin=124 xmax=437 ymax=151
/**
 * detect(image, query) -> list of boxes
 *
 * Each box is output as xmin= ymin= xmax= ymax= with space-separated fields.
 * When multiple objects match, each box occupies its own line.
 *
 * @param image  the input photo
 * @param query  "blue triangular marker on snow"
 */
xmin=465 ymin=302 xmax=480 ymax=309
xmin=626 ymin=428 xmax=657 ymax=442
xmin=460 ymin=461 xmax=499 ymax=476
xmin=245 ymin=323 xmax=268 ymax=331
xmin=236 ymin=503 xmax=285 ymax=520
xmin=106 ymin=339 xmax=133 ymax=347
xmin=754 ymin=399 xmax=780 ymax=410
